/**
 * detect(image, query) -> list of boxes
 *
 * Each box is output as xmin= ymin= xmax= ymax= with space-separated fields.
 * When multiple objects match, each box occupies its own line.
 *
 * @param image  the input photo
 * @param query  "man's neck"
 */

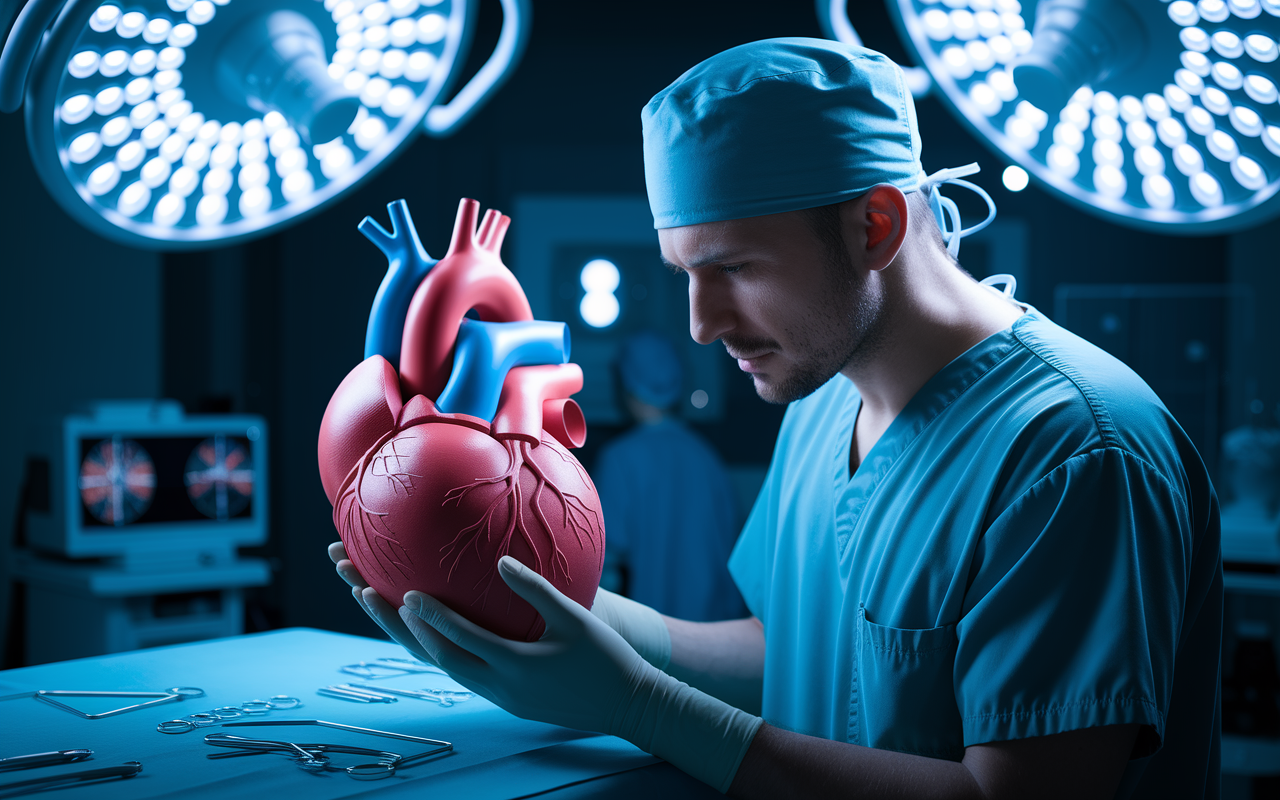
xmin=844 ymin=251 xmax=1024 ymax=472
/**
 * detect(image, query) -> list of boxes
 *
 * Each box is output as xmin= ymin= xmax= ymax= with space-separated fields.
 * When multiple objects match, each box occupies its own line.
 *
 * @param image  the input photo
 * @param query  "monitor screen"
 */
xmin=78 ymin=434 xmax=256 ymax=529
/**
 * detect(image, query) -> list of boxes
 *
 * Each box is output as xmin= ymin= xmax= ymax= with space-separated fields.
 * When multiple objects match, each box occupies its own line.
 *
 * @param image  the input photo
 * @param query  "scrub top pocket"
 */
xmin=852 ymin=607 xmax=965 ymax=760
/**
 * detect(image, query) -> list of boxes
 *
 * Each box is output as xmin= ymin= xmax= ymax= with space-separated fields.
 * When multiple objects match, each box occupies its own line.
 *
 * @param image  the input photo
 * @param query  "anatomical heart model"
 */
xmin=318 ymin=198 xmax=604 ymax=641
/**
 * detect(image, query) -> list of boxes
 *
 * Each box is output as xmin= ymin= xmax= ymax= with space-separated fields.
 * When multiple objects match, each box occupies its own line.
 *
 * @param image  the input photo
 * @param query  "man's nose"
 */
xmin=688 ymin=274 xmax=733 ymax=346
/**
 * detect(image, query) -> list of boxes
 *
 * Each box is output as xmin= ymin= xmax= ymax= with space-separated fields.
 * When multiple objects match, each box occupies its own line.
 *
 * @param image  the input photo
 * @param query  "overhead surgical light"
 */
xmin=0 ymin=0 xmax=530 ymax=249
xmin=821 ymin=0 xmax=1280 ymax=234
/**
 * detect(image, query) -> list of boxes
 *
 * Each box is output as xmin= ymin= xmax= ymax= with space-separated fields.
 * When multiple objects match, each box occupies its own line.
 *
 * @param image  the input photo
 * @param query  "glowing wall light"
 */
xmin=0 ymin=0 xmax=530 ymax=249
xmin=579 ymin=258 xmax=621 ymax=329
xmin=821 ymin=0 xmax=1280 ymax=234
xmin=1003 ymin=163 xmax=1029 ymax=189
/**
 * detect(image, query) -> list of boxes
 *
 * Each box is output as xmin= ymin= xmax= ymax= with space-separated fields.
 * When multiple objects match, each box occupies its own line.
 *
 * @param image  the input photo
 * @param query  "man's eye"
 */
xmin=720 ymin=264 xmax=743 ymax=274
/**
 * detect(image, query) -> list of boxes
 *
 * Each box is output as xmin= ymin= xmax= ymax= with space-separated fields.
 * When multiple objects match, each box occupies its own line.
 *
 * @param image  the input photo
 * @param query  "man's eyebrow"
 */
xmin=659 ymin=250 xmax=742 ymax=272
xmin=660 ymin=255 xmax=684 ymax=274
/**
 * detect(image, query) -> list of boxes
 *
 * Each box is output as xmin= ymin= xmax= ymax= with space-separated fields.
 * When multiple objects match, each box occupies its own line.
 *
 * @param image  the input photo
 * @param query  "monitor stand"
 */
xmin=11 ymin=549 xmax=270 ymax=665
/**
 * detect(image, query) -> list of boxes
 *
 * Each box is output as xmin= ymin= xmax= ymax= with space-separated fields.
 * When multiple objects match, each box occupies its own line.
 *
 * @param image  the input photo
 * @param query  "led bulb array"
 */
xmin=895 ymin=0 xmax=1280 ymax=229
xmin=52 ymin=0 xmax=456 ymax=237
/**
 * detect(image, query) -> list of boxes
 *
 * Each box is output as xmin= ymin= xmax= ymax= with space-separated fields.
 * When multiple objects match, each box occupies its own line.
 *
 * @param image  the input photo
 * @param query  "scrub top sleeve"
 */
xmin=955 ymin=447 xmax=1189 ymax=756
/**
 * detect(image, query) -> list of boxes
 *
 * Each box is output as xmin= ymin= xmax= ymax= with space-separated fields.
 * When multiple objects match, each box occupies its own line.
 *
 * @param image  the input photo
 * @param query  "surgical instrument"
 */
xmin=157 ymin=695 xmax=302 ymax=734
xmin=339 ymin=682 xmax=475 ymax=707
xmin=14 ymin=687 xmax=206 ymax=719
xmin=333 ymin=684 xmax=400 ymax=700
xmin=317 ymin=685 xmax=397 ymax=703
xmin=379 ymin=657 xmax=448 ymax=673
xmin=339 ymin=657 xmax=448 ymax=678
xmin=204 ymin=733 xmax=403 ymax=779
xmin=0 ymin=762 xmax=141 ymax=796
xmin=0 ymin=750 xmax=92 ymax=772
xmin=221 ymin=719 xmax=453 ymax=762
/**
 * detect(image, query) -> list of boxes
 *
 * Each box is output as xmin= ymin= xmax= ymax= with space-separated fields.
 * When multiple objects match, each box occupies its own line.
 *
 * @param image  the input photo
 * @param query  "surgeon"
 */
xmin=330 ymin=38 xmax=1222 ymax=799
xmin=594 ymin=330 xmax=747 ymax=622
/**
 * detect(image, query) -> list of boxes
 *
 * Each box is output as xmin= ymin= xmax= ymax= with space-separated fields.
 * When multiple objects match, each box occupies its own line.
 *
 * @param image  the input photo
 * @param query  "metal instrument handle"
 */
xmin=0 ymin=762 xmax=141 ymax=794
xmin=0 ymin=750 xmax=93 ymax=771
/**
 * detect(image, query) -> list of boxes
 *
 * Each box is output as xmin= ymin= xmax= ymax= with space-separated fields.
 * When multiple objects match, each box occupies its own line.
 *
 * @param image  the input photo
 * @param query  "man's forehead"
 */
xmin=657 ymin=212 xmax=808 ymax=269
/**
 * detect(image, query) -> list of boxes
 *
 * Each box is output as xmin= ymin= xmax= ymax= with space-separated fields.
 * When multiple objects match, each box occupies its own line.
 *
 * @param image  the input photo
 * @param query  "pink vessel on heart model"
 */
xmin=318 ymin=198 xmax=604 ymax=641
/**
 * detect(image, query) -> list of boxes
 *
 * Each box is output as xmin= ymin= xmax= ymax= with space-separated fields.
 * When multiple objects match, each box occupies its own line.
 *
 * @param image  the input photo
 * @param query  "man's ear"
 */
xmin=849 ymin=184 xmax=907 ymax=272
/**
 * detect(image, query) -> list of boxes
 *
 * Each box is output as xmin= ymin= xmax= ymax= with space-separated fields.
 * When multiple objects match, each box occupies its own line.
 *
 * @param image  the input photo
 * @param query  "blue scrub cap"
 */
xmin=618 ymin=331 xmax=683 ymax=410
xmin=641 ymin=38 xmax=996 ymax=256
xmin=643 ymin=38 xmax=926 ymax=229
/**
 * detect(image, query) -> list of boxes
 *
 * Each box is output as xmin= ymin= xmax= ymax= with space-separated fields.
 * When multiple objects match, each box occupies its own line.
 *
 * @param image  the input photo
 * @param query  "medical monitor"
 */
xmin=25 ymin=400 xmax=269 ymax=564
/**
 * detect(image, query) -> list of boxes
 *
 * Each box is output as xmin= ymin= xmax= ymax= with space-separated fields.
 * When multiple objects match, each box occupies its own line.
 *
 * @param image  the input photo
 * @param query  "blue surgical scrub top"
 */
xmin=595 ymin=418 xmax=748 ymax=621
xmin=728 ymin=309 xmax=1222 ymax=798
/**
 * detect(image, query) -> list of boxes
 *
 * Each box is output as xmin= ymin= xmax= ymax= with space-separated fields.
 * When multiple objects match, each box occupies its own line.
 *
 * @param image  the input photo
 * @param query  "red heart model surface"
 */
xmin=318 ymin=199 xmax=604 ymax=641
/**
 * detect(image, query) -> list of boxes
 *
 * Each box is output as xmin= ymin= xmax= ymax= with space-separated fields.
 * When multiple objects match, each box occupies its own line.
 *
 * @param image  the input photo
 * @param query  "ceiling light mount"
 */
xmin=1013 ymin=0 xmax=1147 ymax=112
xmin=215 ymin=9 xmax=361 ymax=145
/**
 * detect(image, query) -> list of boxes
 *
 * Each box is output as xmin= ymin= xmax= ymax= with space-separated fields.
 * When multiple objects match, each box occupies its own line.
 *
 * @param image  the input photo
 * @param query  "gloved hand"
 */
xmin=399 ymin=555 xmax=763 ymax=792
xmin=589 ymin=586 xmax=671 ymax=670
xmin=327 ymin=541 xmax=438 ymax=666
xmin=331 ymin=539 xmax=668 ymax=671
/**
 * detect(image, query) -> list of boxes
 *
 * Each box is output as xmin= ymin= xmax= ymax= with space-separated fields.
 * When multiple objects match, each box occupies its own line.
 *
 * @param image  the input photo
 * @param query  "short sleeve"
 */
xmin=956 ymin=447 xmax=1190 ymax=755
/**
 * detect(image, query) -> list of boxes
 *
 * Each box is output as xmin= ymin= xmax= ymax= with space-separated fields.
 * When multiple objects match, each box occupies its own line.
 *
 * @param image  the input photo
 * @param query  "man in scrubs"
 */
xmin=331 ymin=38 xmax=1222 ymax=799
xmin=595 ymin=330 xmax=747 ymax=621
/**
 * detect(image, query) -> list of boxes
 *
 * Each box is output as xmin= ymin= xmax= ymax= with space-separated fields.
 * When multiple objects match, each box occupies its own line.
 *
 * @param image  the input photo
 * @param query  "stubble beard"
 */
xmin=737 ymin=248 xmax=887 ymax=405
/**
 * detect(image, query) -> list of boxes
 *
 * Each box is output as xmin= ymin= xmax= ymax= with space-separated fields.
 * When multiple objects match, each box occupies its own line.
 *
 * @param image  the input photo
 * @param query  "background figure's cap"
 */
xmin=642 ymin=37 xmax=926 ymax=230
xmin=618 ymin=331 xmax=684 ymax=410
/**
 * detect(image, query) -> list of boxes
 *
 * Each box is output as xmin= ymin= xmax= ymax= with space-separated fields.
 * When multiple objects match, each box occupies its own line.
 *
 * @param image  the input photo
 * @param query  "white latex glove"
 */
xmin=332 ymin=540 xmax=668 ymax=671
xmin=399 ymin=555 xmax=762 ymax=792
xmin=589 ymin=586 xmax=671 ymax=670
xmin=328 ymin=540 xmax=438 ymax=666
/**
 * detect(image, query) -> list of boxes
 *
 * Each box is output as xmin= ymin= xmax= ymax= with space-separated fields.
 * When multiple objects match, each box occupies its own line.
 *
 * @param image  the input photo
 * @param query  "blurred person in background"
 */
xmin=592 ymin=330 xmax=746 ymax=622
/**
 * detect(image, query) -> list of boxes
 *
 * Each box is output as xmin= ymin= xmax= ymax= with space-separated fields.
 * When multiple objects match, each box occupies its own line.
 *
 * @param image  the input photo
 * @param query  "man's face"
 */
xmin=658 ymin=208 xmax=886 ymax=404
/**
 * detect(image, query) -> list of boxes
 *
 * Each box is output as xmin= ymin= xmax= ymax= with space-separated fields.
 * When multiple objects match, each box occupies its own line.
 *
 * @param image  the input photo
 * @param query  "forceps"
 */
xmin=204 ymin=733 xmax=402 ymax=780
xmin=0 ymin=762 xmax=141 ymax=796
xmin=0 ymin=750 xmax=92 ymax=772
xmin=220 ymin=719 xmax=453 ymax=758
xmin=206 ymin=720 xmax=452 ymax=779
